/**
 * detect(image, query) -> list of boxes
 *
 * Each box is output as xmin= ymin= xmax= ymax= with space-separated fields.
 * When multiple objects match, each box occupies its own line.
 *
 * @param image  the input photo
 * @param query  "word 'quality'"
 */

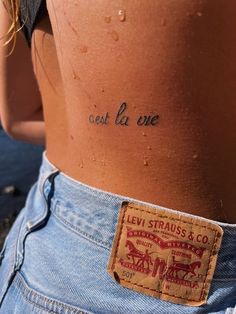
xmin=88 ymin=103 xmax=159 ymax=127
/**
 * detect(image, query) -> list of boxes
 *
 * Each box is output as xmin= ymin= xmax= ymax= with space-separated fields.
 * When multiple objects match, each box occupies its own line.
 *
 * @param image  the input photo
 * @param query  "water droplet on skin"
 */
xmin=118 ymin=9 xmax=126 ymax=22
xmin=104 ymin=16 xmax=112 ymax=23
xmin=160 ymin=18 xmax=166 ymax=26
xmin=143 ymin=159 xmax=148 ymax=166
xmin=147 ymin=146 xmax=152 ymax=150
xmin=101 ymin=160 xmax=106 ymax=166
xmin=220 ymin=199 xmax=223 ymax=208
xmin=197 ymin=12 xmax=202 ymax=17
xmin=110 ymin=30 xmax=119 ymax=41
xmin=142 ymin=132 xmax=147 ymax=137
xmin=79 ymin=162 xmax=84 ymax=168
xmin=92 ymin=156 xmax=96 ymax=162
xmin=80 ymin=46 xmax=88 ymax=53
xmin=192 ymin=154 xmax=198 ymax=159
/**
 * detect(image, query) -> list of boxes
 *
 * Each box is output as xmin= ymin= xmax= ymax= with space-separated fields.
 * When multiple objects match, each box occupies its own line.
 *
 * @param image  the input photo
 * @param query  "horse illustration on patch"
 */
xmin=119 ymin=228 xmax=202 ymax=285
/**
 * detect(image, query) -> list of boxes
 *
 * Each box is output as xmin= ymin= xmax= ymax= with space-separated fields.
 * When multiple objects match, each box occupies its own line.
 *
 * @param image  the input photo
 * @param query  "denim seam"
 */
xmin=51 ymin=210 xmax=111 ymax=251
xmin=30 ymin=177 xmax=50 ymax=227
xmin=15 ymin=272 xmax=90 ymax=314
xmin=15 ymin=217 xmax=27 ymax=268
xmin=0 ymin=215 xmax=25 ymax=305
xmin=56 ymin=173 xmax=121 ymax=207
xmin=12 ymin=273 xmax=55 ymax=314
xmin=0 ymin=240 xmax=6 ymax=265
xmin=16 ymin=293 xmax=55 ymax=314
xmin=213 ymin=278 xmax=236 ymax=282
xmin=29 ymin=171 xmax=58 ymax=229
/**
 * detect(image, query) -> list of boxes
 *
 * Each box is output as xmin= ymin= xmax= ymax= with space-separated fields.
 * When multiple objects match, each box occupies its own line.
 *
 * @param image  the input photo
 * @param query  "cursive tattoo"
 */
xmin=88 ymin=102 xmax=159 ymax=127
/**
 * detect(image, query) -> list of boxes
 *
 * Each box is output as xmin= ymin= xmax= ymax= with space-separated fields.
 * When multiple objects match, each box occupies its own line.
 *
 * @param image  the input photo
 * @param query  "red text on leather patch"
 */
xmin=107 ymin=202 xmax=223 ymax=306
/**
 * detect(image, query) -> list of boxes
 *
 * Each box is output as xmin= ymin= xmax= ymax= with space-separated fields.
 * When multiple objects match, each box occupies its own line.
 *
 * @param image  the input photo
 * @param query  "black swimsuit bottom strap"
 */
xmin=19 ymin=0 xmax=47 ymax=46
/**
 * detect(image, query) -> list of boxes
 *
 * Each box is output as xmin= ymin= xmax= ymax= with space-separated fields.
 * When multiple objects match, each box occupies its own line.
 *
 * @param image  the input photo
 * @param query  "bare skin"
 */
xmin=3 ymin=1 xmax=236 ymax=222
xmin=0 ymin=3 xmax=45 ymax=145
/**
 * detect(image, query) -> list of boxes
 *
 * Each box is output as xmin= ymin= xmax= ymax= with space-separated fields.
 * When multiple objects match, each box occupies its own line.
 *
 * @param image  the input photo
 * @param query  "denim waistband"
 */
xmin=38 ymin=152 xmax=236 ymax=281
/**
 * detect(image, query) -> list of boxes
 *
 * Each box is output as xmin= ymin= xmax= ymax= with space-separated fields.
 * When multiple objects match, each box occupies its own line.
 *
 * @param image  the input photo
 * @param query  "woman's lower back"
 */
xmin=32 ymin=0 xmax=236 ymax=223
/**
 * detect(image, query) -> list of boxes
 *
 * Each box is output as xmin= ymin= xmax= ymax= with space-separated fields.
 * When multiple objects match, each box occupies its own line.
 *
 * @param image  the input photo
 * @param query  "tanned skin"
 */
xmin=0 ymin=2 xmax=45 ymax=144
xmin=1 ymin=1 xmax=236 ymax=222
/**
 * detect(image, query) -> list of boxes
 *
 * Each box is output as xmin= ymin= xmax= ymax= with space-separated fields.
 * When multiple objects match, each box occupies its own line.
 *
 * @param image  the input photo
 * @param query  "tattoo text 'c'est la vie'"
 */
xmin=88 ymin=102 xmax=159 ymax=126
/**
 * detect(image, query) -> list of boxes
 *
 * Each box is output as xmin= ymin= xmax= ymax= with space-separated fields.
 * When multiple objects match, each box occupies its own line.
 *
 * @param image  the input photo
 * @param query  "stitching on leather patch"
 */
xmin=107 ymin=202 xmax=223 ymax=307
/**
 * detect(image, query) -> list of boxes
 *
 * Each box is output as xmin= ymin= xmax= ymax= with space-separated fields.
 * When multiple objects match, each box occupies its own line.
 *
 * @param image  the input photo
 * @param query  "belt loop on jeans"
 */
xmin=26 ymin=170 xmax=60 ymax=232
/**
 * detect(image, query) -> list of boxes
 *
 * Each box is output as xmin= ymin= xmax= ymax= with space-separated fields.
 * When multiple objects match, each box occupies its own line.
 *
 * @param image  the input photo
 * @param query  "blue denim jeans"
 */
xmin=0 ymin=152 xmax=235 ymax=313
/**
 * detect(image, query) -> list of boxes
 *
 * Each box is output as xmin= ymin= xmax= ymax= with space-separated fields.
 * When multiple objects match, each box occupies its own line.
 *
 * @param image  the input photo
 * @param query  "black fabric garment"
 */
xmin=19 ymin=0 xmax=47 ymax=46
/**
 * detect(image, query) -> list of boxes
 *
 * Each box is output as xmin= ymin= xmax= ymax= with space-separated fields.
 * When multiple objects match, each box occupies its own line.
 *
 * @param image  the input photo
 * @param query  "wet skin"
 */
xmin=32 ymin=0 xmax=236 ymax=223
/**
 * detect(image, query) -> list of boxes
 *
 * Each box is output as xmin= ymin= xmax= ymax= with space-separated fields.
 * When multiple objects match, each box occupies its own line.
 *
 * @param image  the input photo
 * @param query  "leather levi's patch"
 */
xmin=107 ymin=202 xmax=223 ymax=306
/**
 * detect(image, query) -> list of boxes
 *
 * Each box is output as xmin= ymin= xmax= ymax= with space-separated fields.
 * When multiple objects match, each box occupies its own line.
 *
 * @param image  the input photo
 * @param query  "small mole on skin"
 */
xmin=80 ymin=46 xmax=88 ymax=53
xmin=72 ymin=71 xmax=80 ymax=80
xmin=70 ymin=135 xmax=74 ymax=140
xmin=101 ymin=88 xmax=105 ymax=93
xmin=104 ymin=16 xmax=112 ymax=23
xmin=94 ymin=104 xmax=97 ymax=108
xmin=110 ymin=30 xmax=119 ymax=42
